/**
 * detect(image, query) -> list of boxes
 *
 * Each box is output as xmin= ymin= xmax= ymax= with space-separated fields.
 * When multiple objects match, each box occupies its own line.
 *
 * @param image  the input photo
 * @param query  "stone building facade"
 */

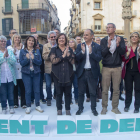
xmin=0 ymin=0 xmax=61 ymax=44
xmin=66 ymin=0 xmax=140 ymax=39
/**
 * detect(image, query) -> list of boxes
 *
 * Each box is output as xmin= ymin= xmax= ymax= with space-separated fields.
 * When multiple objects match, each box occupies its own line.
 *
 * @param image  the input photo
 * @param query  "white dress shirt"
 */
xmin=109 ymin=36 xmax=117 ymax=54
xmin=0 ymin=51 xmax=13 ymax=83
xmin=84 ymin=44 xmax=91 ymax=69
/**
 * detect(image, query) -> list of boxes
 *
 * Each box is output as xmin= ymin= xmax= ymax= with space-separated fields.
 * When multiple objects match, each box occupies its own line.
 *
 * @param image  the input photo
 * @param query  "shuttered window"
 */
xmin=5 ymin=0 xmax=11 ymax=12
xmin=95 ymin=20 xmax=101 ymax=31
xmin=2 ymin=18 xmax=13 ymax=35
xmin=22 ymin=0 xmax=29 ymax=9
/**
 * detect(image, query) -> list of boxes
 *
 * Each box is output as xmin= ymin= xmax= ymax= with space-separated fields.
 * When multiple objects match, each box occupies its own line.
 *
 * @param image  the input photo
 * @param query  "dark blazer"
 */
xmin=19 ymin=49 xmax=42 ymax=74
xmin=75 ymin=41 xmax=102 ymax=79
xmin=6 ymin=39 xmax=11 ymax=47
xmin=101 ymin=35 xmax=126 ymax=68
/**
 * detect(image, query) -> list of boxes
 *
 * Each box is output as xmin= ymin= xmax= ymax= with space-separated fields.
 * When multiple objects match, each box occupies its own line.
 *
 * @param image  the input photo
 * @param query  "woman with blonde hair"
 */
xmin=122 ymin=32 xmax=140 ymax=113
xmin=69 ymin=38 xmax=78 ymax=104
xmin=7 ymin=34 xmax=26 ymax=108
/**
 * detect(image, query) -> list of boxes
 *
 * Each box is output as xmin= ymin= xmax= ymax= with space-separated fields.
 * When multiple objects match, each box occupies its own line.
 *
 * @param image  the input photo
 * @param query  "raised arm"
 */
xmin=49 ymin=48 xmax=63 ymax=64
xmin=89 ymin=44 xmax=102 ymax=62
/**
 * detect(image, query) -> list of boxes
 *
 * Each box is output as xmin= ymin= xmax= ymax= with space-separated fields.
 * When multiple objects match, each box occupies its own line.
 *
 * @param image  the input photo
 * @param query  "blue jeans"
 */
xmin=45 ymin=73 xmax=52 ymax=101
xmin=31 ymin=72 xmax=44 ymax=101
xmin=40 ymin=72 xmax=44 ymax=100
xmin=22 ymin=71 xmax=40 ymax=107
xmin=72 ymin=73 xmax=78 ymax=100
xmin=0 ymin=82 xmax=14 ymax=110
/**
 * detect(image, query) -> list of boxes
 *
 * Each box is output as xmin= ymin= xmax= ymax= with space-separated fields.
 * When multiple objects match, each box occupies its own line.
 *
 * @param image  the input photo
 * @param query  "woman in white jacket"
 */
xmin=7 ymin=34 xmax=26 ymax=108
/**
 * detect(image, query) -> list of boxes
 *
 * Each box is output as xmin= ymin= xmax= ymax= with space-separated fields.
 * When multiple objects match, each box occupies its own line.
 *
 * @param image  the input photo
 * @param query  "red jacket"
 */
xmin=122 ymin=47 xmax=140 ymax=79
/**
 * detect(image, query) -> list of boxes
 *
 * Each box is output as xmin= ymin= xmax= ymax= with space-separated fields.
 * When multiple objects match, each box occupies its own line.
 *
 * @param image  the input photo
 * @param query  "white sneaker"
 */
xmin=25 ymin=107 xmax=31 ymax=114
xmin=2 ymin=110 xmax=7 ymax=114
xmin=36 ymin=106 xmax=44 ymax=113
xmin=9 ymin=108 xmax=15 ymax=114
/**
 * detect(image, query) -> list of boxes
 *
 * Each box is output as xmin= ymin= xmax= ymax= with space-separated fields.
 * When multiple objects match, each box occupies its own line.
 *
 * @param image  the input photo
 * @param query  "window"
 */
xmin=5 ymin=0 xmax=11 ymax=12
xmin=22 ymin=0 xmax=29 ymax=9
xmin=95 ymin=2 xmax=100 ymax=9
xmin=95 ymin=20 xmax=101 ymax=31
xmin=2 ymin=18 xmax=13 ymax=35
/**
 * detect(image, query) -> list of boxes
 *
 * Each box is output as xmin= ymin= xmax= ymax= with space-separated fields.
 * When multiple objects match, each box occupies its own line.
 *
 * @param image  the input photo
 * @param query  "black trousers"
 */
xmin=53 ymin=76 xmax=72 ymax=110
xmin=14 ymin=79 xmax=26 ymax=107
xmin=86 ymin=85 xmax=90 ymax=98
xmin=125 ymin=71 xmax=140 ymax=110
xmin=78 ymin=70 xmax=98 ymax=110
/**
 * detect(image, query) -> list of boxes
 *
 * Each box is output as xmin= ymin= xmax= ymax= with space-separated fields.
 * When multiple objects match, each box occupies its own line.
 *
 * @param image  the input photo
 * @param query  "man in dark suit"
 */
xmin=6 ymin=29 xmax=17 ymax=47
xmin=75 ymin=29 xmax=102 ymax=116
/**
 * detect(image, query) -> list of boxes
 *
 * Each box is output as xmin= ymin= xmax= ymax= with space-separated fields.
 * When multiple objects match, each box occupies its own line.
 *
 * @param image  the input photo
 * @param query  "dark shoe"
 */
xmin=47 ymin=100 xmax=51 ymax=106
xmin=75 ymin=99 xmax=78 ymax=105
xmin=57 ymin=110 xmax=62 ymax=115
xmin=41 ymin=99 xmax=46 ymax=104
xmin=86 ymin=98 xmax=90 ymax=102
xmin=119 ymin=96 xmax=124 ymax=101
xmin=66 ymin=110 xmax=71 ymax=115
xmin=76 ymin=109 xmax=83 ymax=115
xmin=96 ymin=98 xmax=99 ymax=102
xmin=134 ymin=109 xmax=139 ymax=113
xmin=124 ymin=107 xmax=129 ymax=112
xmin=92 ymin=109 xmax=98 ymax=116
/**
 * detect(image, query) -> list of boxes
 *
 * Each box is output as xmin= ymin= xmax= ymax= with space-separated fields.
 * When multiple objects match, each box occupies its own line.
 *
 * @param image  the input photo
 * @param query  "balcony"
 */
xmin=132 ymin=10 xmax=137 ymax=18
xmin=72 ymin=5 xmax=76 ymax=11
xmin=76 ymin=0 xmax=81 ymax=4
xmin=70 ymin=9 xmax=73 ymax=16
xmin=48 ymin=16 xmax=52 ymax=22
xmin=17 ymin=3 xmax=50 ymax=12
xmin=2 ymin=6 xmax=13 ymax=14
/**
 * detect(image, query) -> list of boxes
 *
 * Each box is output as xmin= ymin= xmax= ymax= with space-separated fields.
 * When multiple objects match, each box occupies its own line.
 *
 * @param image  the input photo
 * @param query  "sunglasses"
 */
xmin=0 ymin=41 xmax=6 ymax=43
xmin=50 ymin=36 xmax=56 ymax=39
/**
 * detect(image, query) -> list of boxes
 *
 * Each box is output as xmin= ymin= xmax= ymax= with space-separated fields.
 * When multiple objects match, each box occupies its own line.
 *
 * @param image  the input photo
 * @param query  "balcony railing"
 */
xmin=72 ymin=5 xmax=76 ymax=11
xmin=76 ymin=0 xmax=81 ymax=4
xmin=2 ymin=6 xmax=13 ymax=14
xmin=17 ymin=3 xmax=50 ymax=12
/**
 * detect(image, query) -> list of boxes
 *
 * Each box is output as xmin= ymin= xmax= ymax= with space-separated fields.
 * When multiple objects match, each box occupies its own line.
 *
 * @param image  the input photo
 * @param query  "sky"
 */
xmin=51 ymin=0 xmax=72 ymax=32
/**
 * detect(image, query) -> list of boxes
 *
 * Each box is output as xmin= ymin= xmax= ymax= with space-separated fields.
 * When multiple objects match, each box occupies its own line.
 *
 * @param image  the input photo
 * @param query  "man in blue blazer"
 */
xmin=75 ymin=29 xmax=102 ymax=116
xmin=6 ymin=29 xmax=17 ymax=47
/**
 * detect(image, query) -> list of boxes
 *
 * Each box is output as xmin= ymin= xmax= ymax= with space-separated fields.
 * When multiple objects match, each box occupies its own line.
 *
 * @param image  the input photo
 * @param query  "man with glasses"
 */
xmin=42 ymin=31 xmax=57 ymax=106
xmin=54 ymin=28 xmax=60 ymax=39
xmin=6 ymin=29 xmax=17 ymax=47
xmin=101 ymin=23 xmax=125 ymax=115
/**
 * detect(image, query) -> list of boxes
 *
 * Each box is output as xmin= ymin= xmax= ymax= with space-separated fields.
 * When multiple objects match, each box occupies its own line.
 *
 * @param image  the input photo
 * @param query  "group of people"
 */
xmin=0 ymin=22 xmax=140 ymax=116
